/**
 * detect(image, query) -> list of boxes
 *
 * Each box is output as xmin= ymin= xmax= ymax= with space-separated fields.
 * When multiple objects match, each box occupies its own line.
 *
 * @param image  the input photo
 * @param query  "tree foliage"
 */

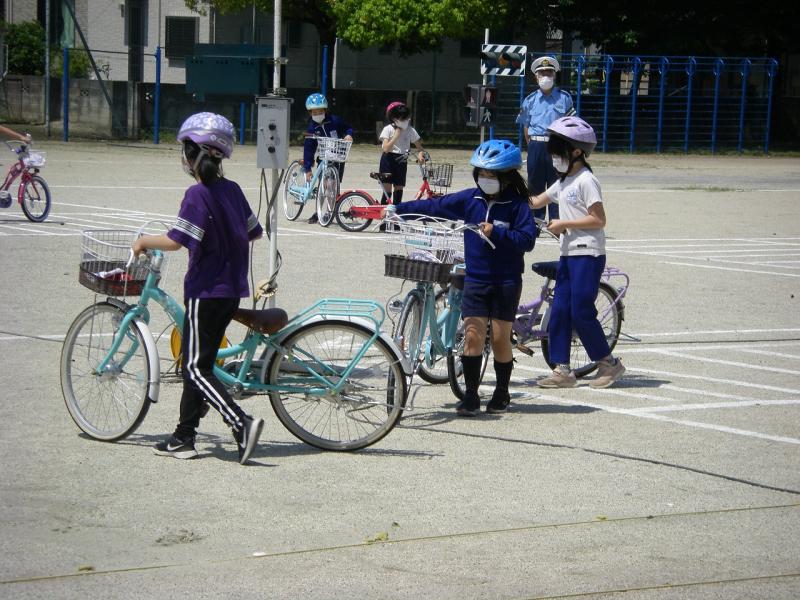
xmin=2 ymin=20 xmax=46 ymax=76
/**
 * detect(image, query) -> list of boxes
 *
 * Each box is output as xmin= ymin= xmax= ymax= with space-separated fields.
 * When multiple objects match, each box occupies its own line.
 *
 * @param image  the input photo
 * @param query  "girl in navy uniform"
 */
xmin=384 ymin=140 xmax=537 ymax=416
xmin=303 ymin=93 xmax=354 ymax=223
xmin=133 ymin=112 xmax=270 ymax=464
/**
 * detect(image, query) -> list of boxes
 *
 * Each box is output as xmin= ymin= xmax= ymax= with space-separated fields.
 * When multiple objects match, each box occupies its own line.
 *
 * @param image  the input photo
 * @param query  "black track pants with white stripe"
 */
xmin=175 ymin=297 xmax=247 ymax=440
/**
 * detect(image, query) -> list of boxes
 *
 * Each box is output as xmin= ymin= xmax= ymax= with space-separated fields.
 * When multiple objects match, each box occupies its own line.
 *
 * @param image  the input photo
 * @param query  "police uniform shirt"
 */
xmin=516 ymin=88 xmax=573 ymax=137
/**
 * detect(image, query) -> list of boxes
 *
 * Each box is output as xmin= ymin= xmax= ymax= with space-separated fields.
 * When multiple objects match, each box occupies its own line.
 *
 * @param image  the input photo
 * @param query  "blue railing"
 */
xmin=498 ymin=52 xmax=779 ymax=154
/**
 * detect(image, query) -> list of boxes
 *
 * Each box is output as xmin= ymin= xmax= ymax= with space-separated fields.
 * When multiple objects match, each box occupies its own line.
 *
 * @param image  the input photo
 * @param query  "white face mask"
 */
xmin=477 ymin=177 xmax=501 ymax=196
xmin=537 ymin=75 xmax=554 ymax=91
xmin=395 ymin=119 xmax=410 ymax=130
xmin=311 ymin=113 xmax=325 ymax=124
xmin=551 ymin=155 xmax=570 ymax=173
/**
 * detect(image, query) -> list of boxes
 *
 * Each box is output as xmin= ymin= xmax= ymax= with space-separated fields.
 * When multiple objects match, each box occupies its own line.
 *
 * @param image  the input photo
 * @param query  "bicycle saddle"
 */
xmin=531 ymin=261 xmax=559 ymax=280
xmin=233 ymin=307 xmax=289 ymax=335
xmin=370 ymin=172 xmax=394 ymax=183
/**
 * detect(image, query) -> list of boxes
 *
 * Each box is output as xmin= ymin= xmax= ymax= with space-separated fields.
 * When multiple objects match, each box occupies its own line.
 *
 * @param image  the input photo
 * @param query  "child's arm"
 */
xmin=413 ymin=139 xmax=426 ymax=163
xmin=529 ymin=191 xmax=551 ymax=209
xmin=132 ymin=234 xmax=181 ymax=257
xmin=0 ymin=125 xmax=30 ymax=143
xmin=548 ymin=202 xmax=606 ymax=236
xmin=381 ymin=126 xmax=402 ymax=153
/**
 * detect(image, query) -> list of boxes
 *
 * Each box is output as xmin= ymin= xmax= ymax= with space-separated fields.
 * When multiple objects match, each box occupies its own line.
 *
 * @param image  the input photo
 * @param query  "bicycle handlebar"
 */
xmin=384 ymin=211 xmax=497 ymax=250
xmin=534 ymin=217 xmax=560 ymax=240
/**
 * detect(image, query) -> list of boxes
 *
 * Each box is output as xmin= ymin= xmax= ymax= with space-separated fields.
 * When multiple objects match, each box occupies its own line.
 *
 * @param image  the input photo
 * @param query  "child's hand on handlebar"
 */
xmin=379 ymin=204 xmax=397 ymax=220
xmin=546 ymin=219 xmax=567 ymax=236
xmin=479 ymin=221 xmax=493 ymax=238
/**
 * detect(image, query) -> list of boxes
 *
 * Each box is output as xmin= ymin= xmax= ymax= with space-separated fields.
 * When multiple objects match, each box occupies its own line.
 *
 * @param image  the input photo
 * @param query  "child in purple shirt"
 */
xmin=133 ymin=112 xmax=266 ymax=464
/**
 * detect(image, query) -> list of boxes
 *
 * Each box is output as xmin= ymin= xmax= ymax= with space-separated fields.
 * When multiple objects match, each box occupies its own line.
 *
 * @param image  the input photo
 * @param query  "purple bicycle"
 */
xmin=512 ymin=220 xmax=629 ymax=377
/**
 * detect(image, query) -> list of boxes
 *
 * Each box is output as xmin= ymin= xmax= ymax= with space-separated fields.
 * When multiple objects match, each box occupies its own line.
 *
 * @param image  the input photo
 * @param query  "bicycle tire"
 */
xmin=282 ymin=161 xmax=306 ymax=221
xmin=395 ymin=289 xmax=449 ymax=384
xmin=540 ymin=282 xmax=622 ymax=378
xmin=267 ymin=320 xmax=407 ymax=451
xmin=20 ymin=174 xmax=51 ymax=222
xmin=446 ymin=321 xmax=491 ymax=400
xmin=60 ymin=302 xmax=151 ymax=441
xmin=316 ymin=165 xmax=339 ymax=227
xmin=335 ymin=190 xmax=375 ymax=232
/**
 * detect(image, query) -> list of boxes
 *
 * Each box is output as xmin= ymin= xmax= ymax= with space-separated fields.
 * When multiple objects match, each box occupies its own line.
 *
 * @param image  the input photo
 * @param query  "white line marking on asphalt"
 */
xmin=661 ymin=261 xmax=800 ymax=277
xmin=648 ymin=349 xmax=800 ymax=375
xmin=737 ymin=348 xmax=800 ymax=360
xmin=627 ymin=399 xmax=800 ymax=413
xmin=619 ymin=340 xmax=800 ymax=352
xmin=631 ymin=367 xmax=800 ymax=395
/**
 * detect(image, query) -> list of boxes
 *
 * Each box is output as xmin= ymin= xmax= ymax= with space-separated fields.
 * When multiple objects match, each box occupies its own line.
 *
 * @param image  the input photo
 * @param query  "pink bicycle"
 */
xmin=1 ymin=140 xmax=51 ymax=222
xmin=334 ymin=158 xmax=453 ymax=232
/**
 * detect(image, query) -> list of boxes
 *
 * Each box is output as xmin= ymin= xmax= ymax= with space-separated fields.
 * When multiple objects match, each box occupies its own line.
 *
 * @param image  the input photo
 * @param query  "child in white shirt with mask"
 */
xmin=378 ymin=101 xmax=426 ymax=205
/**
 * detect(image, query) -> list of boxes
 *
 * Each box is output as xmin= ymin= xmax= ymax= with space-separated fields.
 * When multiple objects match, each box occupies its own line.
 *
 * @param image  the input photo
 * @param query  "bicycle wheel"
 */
xmin=282 ymin=160 xmax=306 ymax=221
xmin=335 ymin=191 xmax=375 ymax=232
xmin=395 ymin=289 xmax=449 ymax=384
xmin=268 ymin=320 xmax=407 ymax=451
xmin=447 ymin=321 xmax=491 ymax=400
xmin=60 ymin=302 xmax=151 ymax=441
xmin=540 ymin=282 xmax=622 ymax=378
xmin=315 ymin=165 xmax=339 ymax=227
xmin=20 ymin=175 xmax=51 ymax=222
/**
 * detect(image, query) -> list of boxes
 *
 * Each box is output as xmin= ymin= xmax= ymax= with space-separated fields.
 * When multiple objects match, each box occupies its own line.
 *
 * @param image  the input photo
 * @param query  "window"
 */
xmin=165 ymin=16 xmax=198 ymax=60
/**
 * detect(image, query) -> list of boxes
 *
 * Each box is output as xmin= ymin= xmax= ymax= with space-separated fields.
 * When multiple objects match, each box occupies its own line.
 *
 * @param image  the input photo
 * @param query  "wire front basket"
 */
xmin=23 ymin=151 xmax=46 ymax=168
xmin=315 ymin=137 xmax=352 ymax=163
xmin=424 ymin=163 xmax=453 ymax=193
xmin=78 ymin=229 xmax=165 ymax=296
xmin=384 ymin=217 xmax=464 ymax=284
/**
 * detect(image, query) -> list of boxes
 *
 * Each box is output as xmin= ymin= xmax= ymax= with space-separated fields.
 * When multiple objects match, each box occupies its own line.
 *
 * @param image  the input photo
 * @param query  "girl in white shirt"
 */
xmin=378 ymin=102 xmax=426 ymax=205
xmin=529 ymin=116 xmax=625 ymax=389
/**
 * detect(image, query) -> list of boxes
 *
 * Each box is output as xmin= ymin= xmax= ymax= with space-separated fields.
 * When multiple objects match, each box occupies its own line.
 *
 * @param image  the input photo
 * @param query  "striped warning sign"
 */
xmin=480 ymin=44 xmax=527 ymax=77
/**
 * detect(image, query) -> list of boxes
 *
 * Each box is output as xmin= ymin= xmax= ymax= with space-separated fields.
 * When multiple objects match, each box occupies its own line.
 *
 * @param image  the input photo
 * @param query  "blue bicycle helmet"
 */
xmin=305 ymin=93 xmax=328 ymax=110
xmin=470 ymin=139 xmax=522 ymax=170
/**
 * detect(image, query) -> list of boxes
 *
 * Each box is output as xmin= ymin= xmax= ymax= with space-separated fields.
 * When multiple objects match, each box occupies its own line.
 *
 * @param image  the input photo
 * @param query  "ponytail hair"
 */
xmin=182 ymin=139 xmax=223 ymax=185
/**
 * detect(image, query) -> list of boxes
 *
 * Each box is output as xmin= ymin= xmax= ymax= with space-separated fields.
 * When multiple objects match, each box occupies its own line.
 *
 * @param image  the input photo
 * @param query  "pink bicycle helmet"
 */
xmin=177 ymin=112 xmax=236 ymax=159
xmin=547 ymin=116 xmax=597 ymax=157
xmin=385 ymin=101 xmax=406 ymax=119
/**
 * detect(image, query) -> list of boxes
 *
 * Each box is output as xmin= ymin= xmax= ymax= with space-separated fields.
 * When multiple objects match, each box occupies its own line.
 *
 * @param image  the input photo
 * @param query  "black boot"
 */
xmin=486 ymin=359 xmax=513 ymax=414
xmin=456 ymin=355 xmax=483 ymax=417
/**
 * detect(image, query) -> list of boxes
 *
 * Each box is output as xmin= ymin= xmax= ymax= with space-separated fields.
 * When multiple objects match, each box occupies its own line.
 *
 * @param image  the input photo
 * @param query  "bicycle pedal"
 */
xmin=514 ymin=343 xmax=535 ymax=356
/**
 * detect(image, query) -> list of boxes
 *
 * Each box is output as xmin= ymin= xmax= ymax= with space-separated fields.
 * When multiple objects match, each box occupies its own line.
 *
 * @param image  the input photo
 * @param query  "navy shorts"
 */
xmin=460 ymin=280 xmax=523 ymax=323
xmin=379 ymin=152 xmax=408 ymax=186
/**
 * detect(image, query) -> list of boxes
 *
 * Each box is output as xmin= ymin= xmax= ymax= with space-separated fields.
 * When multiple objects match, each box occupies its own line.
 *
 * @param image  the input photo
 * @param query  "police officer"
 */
xmin=516 ymin=56 xmax=574 ymax=221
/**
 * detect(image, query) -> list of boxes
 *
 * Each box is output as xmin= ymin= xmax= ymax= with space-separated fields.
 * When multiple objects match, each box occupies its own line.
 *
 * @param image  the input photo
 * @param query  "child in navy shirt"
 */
xmin=133 ymin=112 xmax=268 ymax=464
xmin=303 ymin=93 xmax=353 ymax=223
xmin=384 ymin=139 xmax=536 ymax=416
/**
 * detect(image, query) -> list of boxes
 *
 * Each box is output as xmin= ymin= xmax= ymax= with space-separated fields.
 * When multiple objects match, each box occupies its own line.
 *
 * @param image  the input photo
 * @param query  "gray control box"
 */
xmin=256 ymin=96 xmax=292 ymax=169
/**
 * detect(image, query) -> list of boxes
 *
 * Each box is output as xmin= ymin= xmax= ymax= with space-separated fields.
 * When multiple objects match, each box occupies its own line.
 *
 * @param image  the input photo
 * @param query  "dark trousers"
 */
xmin=175 ymin=297 xmax=247 ymax=440
xmin=526 ymin=140 xmax=559 ymax=221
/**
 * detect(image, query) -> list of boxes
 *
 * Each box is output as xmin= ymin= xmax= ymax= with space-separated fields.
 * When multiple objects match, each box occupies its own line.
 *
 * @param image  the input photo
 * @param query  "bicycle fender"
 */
xmin=105 ymin=297 xmax=161 ymax=403
xmin=259 ymin=315 xmax=413 ymax=380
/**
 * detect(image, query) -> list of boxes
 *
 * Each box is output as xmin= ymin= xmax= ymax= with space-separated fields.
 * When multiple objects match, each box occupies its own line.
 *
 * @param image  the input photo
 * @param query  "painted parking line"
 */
xmin=648 ymin=348 xmax=800 ymax=375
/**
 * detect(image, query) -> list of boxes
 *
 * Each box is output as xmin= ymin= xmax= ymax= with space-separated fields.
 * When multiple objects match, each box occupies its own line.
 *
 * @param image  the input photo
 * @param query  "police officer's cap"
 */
xmin=532 ymin=56 xmax=560 ymax=74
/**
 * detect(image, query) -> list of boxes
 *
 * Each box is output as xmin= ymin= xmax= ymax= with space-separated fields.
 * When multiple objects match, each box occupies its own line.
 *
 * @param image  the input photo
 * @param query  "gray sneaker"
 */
xmin=537 ymin=369 xmax=577 ymax=388
xmin=233 ymin=415 xmax=264 ymax=464
xmin=590 ymin=358 xmax=626 ymax=389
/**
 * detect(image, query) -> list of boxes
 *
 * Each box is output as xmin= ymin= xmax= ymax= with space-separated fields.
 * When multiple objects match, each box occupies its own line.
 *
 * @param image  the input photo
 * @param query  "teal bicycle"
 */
xmin=282 ymin=136 xmax=351 ymax=226
xmin=384 ymin=215 xmax=493 ymax=401
xmin=60 ymin=227 xmax=409 ymax=451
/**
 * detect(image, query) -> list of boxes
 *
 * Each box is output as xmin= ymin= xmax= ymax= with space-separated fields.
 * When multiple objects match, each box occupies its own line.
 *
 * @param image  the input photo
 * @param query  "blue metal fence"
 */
xmin=494 ymin=52 xmax=779 ymax=153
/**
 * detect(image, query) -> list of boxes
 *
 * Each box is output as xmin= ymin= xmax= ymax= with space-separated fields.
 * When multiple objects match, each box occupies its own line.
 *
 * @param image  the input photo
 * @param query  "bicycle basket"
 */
xmin=315 ymin=137 xmax=352 ymax=163
xmin=23 ymin=151 xmax=46 ymax=168
xmin=78 ymin=229 xmax=162 ymax=296
xmin=384 ymin=218 xmax=464 ymax=285
xmin=425 ymin=163 xmax=453 ymax=190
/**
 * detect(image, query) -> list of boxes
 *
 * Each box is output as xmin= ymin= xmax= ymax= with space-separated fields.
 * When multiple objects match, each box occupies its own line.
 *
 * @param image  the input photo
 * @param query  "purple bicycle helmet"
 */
xmin=177 ymin=112 xmax=236 ymax=159
xmin=547 ymin=116 xmax=597 ymax=157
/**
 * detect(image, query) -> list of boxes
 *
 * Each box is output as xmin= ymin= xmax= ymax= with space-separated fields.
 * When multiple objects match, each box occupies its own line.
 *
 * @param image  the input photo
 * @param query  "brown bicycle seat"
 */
xmin=232 ymin=307 xmax=289 ymax=335
xmin=370 ymin=171 xmax=394 ymax=183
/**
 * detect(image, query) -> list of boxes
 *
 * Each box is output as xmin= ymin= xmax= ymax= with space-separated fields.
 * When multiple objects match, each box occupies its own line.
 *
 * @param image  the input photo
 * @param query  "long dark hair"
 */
xmin=182 ymin=139 xmax=223 ymax=185
xmin=472 ymin=167 xmax=530 ymax=197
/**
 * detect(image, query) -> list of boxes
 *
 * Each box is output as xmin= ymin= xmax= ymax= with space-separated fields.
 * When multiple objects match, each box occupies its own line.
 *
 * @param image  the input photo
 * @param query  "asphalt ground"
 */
xmin=1 ymin=140 xmax=799 ymax=599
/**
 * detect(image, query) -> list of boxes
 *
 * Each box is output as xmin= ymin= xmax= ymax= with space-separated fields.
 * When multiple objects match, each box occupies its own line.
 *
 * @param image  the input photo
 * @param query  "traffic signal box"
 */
xmin=464 ymin=84 xmax=498 ymax=128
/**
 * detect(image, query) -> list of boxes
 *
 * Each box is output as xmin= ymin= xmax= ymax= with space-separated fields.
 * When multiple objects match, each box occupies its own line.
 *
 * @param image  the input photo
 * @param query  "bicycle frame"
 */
xmin=94 ymin=251 xmax=398 ymax=399
xmin=286 ymin=158 xmax=327 ymax=206
xmin=1 ymin=146 xmax=37 ymax=200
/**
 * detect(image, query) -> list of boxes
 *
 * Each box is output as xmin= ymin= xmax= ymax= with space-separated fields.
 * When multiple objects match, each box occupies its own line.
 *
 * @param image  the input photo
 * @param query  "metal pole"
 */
xmin=518 ymin=67 xmax=525 ymax=152
xmin=480 ymin=28 xmax=488 ymax=144
xmin=45 ymin=0 xmax=51 ymax=137
xmin=268 ymin=0 xmax=283 ymax=308
xmin=711 ymin=58 xmax=723 ymax=154
xmin=737 ymin=59 xmax=751 ymax=153
xmin=321 ymin=45 xmax=328 ymax=95
xmin=764 ymin=59 xmax=778 ymax=154
xmin=576 ymin=54 xmax=584 ymax=116
xmin=153 ymin=46 xmax=161 ymax=144
xmin=62 ymin=47 xmax=69 ymax=142
xmin=656 ymin=57 xmax=668 ymax=153
xmin=629 ymin=57 xmax=641 ymax=153
xmin=430 ymin=50 xmax=436 ymax=133
xmin=602 ymin=56 xmax=613 ymax=153
xmin=240 ymin=101 xmax=246 ymax=145
xmin=684 ymin=58 xmax=696 ymax=153
xmin=489 ymin=73 xmax=496 ymax=140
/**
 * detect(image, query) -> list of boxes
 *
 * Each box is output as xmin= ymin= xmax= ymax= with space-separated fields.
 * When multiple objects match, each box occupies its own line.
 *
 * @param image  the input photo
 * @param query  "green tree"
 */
xmin=1 ymin=20 xmax=46 ymax=76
